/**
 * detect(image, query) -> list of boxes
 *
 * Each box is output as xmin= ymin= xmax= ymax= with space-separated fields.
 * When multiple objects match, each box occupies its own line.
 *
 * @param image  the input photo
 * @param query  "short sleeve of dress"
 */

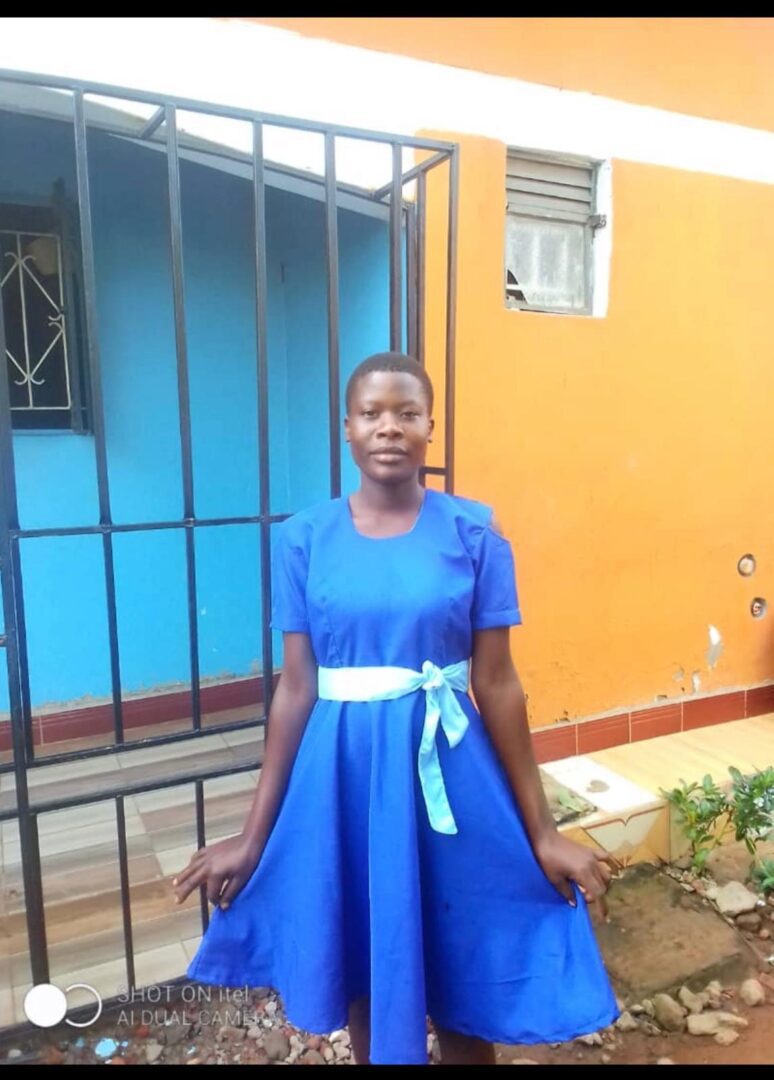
xmin=471 ymin=514 xmax=523 ymax=631
xmin=270 ymin=519 xmax=310 ymax=633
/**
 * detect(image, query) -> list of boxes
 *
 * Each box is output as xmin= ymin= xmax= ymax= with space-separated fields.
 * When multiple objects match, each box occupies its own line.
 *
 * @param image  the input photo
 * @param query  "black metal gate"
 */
xmin=0 ymin=68 xmax=458 ymax=1032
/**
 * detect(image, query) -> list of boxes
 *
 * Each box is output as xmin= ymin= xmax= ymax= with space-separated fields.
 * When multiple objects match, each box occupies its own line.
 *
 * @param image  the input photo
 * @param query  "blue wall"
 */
xmin=0 ymin=113 xmax=394 ymax=711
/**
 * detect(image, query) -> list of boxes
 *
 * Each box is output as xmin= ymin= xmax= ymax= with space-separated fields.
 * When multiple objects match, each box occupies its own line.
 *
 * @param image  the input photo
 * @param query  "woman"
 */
xmin=173 ymin=351 xmax=618 ymax=1064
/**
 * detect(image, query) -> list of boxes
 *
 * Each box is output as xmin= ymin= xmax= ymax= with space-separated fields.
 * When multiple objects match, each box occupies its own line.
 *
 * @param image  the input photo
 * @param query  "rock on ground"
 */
xmin=653 ymin=994 xmax=686 ymax=1032
xmin=739 ymin=979 xmax=766 ymax=1007
xmin=714 ymin=1028 xmax=740 ymax=1046
xmin=678 ymin=986 xmax=708 ymax=1014
xmin=715 ymin=882 xmax=759 ymax=917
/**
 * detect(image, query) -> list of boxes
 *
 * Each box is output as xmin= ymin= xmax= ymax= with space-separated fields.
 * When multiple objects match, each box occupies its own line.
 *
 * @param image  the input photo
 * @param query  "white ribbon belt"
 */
xmin=317 ymin=659 xmax=471 ymax=835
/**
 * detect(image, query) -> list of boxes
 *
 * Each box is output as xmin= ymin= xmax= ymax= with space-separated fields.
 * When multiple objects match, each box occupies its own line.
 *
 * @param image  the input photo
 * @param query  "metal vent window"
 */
xmin=505 ymin=152 xmax=598 ymax=315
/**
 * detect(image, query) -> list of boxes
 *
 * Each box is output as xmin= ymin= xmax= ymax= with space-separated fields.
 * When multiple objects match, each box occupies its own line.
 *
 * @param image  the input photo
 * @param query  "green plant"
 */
xmin=661 ymin=774 xmax=731 ymax=873
xmin=728 ymin=765 xmax=774 ymax=858
xmin=750 ymin=855 xmax=774 ymax=895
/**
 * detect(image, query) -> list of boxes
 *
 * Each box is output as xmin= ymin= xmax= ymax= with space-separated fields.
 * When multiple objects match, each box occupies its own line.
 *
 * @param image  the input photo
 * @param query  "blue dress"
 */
xmin=186 ymin=488 xmax=619 ymax=1064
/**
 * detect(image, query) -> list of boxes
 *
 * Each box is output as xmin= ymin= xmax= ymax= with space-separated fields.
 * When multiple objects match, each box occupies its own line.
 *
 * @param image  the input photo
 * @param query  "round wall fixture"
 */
xmin=738 ymin=554 xmax=756 ymax=577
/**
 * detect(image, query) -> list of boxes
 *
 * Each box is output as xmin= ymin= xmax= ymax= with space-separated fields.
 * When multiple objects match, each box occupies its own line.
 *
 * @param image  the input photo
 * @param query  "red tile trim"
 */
xmin=683 ymin=691 xmax=746 ymax=732
xmin=532 ymin=724 xmax=578 ymax=764
xmin=577 ymin=713 xmax=630 ymax=754
xmin=746 ymin=684 xmax=774 ymax=719
xmin=631 ymin=703 xmax=682 ymax=743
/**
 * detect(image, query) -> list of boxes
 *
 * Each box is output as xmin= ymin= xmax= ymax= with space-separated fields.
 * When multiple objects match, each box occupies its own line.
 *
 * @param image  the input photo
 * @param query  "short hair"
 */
xmin=345 ymin=352 xmax=434 ymax=415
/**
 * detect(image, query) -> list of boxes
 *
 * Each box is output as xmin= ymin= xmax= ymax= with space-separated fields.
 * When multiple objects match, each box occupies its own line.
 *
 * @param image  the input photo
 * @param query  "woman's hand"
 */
xmin=172 ymin=835 xmax=261 ymax=911
xmin=533 ymin=831 xmax=615 ymax=917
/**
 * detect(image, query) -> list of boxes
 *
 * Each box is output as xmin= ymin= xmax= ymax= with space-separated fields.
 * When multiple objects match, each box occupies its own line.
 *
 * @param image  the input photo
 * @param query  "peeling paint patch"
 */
xmin=706 ymin=625 xmax=723 ymax=669
xmin=691 ymin=671 xmax=702 ymax=694
xmin=672 ymin=666 xmax=685 ymax=682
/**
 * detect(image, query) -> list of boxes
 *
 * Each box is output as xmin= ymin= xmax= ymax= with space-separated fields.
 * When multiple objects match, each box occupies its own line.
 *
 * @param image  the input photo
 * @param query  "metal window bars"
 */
xmin=0 ymin=69 xmax=459 ymax=1027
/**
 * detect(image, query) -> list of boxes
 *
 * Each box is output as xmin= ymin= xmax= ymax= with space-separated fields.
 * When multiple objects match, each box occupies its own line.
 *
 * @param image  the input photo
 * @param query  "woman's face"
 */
xmin=344 ymin=370 xmax=434 ymax=485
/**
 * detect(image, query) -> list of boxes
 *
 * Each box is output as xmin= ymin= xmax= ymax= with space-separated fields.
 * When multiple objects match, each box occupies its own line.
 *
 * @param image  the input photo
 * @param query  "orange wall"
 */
xmin=238 ymin=17 xmax=774 ymax=726
xmin=425 ymin=135 xmax=774 ymax=724
xmin=248 ymin=18 xmax=774 ymax=133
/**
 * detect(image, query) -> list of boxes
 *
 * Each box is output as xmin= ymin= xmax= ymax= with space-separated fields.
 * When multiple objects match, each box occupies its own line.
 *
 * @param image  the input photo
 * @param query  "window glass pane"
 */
xmin=505 ymin=215 xmax=587 ymax=313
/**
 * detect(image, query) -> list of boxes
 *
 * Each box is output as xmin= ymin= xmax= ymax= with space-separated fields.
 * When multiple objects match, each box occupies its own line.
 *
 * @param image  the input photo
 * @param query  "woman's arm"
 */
xmin=470 ymin=625 xmax=612 ymax=908
xmin=173 ymin=631 xmax=318 ymax=909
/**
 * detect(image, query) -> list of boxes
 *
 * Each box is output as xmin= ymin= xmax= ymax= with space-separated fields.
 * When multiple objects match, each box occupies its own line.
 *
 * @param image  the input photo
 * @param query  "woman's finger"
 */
xmin=171 ymin=849 xmax=207 ymax=888
xmin=591 ymin=860 xmax=612 ymax=893
xmin=589 ymin=893 xmax=609 ymax=920
xmin=576 ymin=870 xmax=605 ymax=904
xmin=597 ymin=861 xmax=613 ymax=884
xmin=174 ymin=865 xmax=206 ymax=904
xmin=217 ymin=873 xmax=245 ymax=910
xmin=549 ymin=872 xmax=577 ymax=906
xmin=206 ymin=873 xmax=228 ymax=907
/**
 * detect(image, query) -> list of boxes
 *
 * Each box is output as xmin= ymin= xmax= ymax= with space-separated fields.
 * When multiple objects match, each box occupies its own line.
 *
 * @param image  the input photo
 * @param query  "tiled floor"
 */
xmin=1 ymin=715 xmax=263 ymax=1027
xmin=1 ymin=711 xmax=771 ymax=1030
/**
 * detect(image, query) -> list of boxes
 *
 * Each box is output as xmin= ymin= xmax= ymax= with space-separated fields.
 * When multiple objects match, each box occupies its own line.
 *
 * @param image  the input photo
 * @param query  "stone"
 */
xmin=615 ymin=1011 xmax=639 ymax=1032
xmin=306 ymin=1036 xmax=322 ymax=1051
xmin=736 ymin=913 xmax=762 ymax=931
xmin=687 ymin=1013 xmax=721 ymax=1036
xmin=678 ymin=985 xmax=707 ymax=1014
xmin=301 ymin=1050 xmax=326 ymax=1065
xmin=714 ymin=1028 xmax=739 ymax=1047
xmin=510 ymin=1059 xmax=539 ymax=1065
xmin=333 ymin=1042 xmax=350 ymax=1060
xmin=322 ymin=1046 xmax=334 ymax=1063
xmin=263 ymin=1032 xmax=291 ymax=1062
xmin=739 ymin=978 xmax=766 ymax=1007
xmin=653 ymin=994 xmax=686 ymax=1032
xmin=329 ymin=1029 xmax=348 ymax=1043
xmin=704 ymin=980 xmax=724 ymax=1008
xmin=246 ymin=1026 xmax=263 ymax=1040
xmin=576 ymin=1032 xmax=604 ymax=1046
xmin=687 ymin=1011 xmax=748 ymax=1036
xmin=164 ymin=1022 xmax=192 ymax=1046
xmin=630 ymin=1004 xmax=645 ymax=1014
xmin=145 ymin=1042 xmax=164 ymax=1064
xmin=601 ymin=1053 xmax=612 ymax=1063
xmin=716 ymin=882 xmax=759 ymax=917
xmin=657 ymin=1059 xmax=675 ymax=1065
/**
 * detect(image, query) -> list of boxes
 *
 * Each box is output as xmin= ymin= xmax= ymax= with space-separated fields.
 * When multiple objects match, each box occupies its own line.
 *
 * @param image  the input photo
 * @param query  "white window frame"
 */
xmin=505 ymin=148 xmax=611 ymax=319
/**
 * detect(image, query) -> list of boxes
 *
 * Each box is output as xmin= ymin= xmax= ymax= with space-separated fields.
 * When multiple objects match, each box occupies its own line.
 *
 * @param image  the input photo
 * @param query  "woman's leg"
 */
xmin=434 ymin=1024 xmax=496 ymax=1065
xmin=348 ymin=995 xmax=371 ymax=1065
